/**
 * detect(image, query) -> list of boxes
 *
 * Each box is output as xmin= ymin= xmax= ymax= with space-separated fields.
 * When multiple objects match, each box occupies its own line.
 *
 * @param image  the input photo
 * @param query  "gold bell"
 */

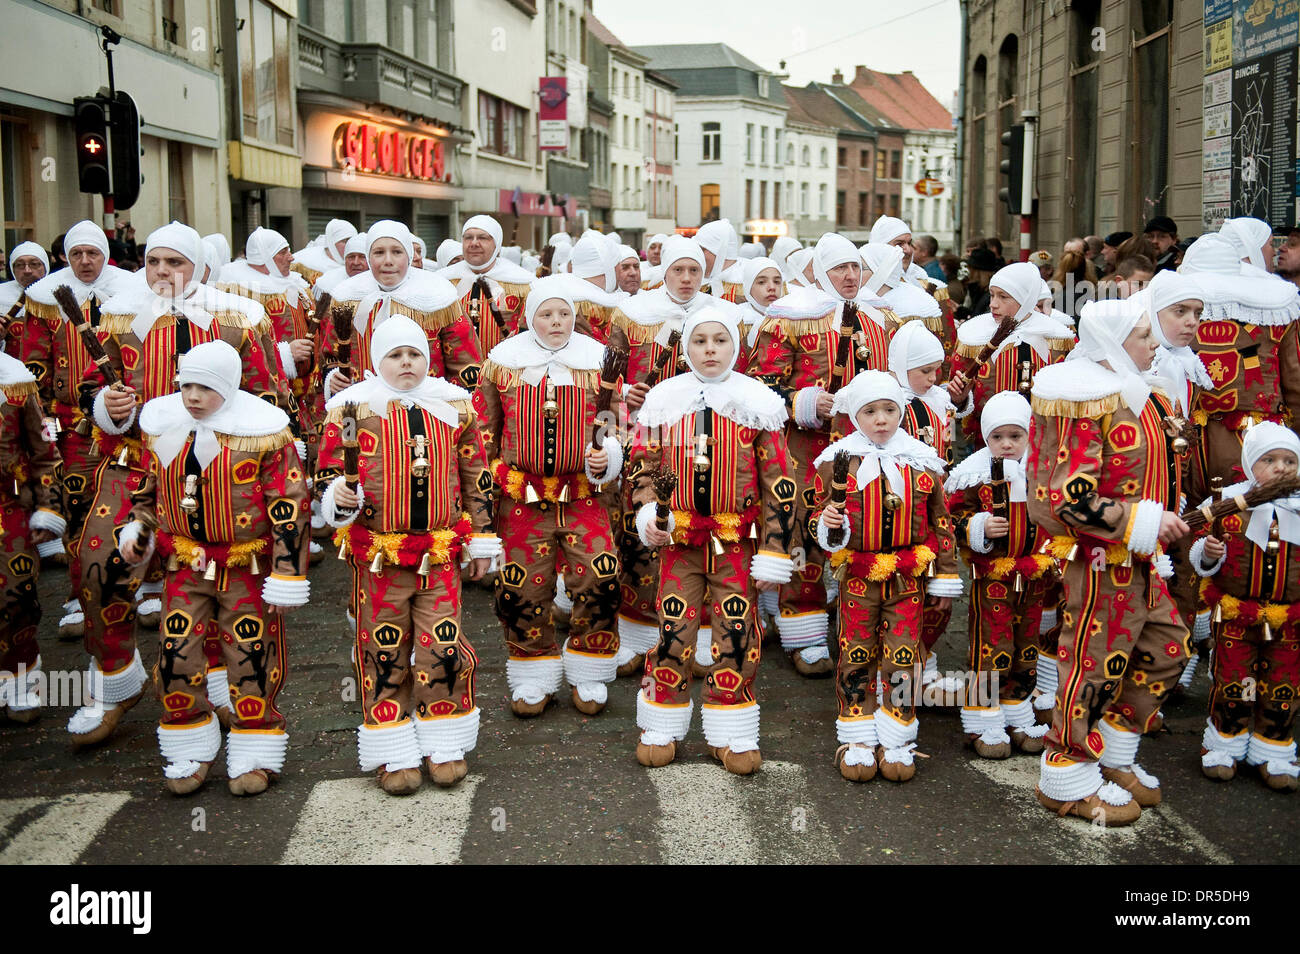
xmin=1121 ymin=550 xmax=1134 ymax=568
xmin=337 ymin=539 xmax=349 ymax=560
xmin=468 ymin=298 xmax=481 ymax=322
xmin=1171 ymin=435 xmax=1190 ymax=455
xmin=369 ymin=550 xmax=385 ymax=574
xmin=248 ymin=552 xmax=260 ymax=576
xmin=1065 ymin=542 xmax=1079 ymax=562
xmin=417 ymin=552 xmax=432 ymax=577
xmin=523 ymin=483 xmax=541 ymax=504
xmin=410 ymin=434 xmax=430 ymax=478
xmin=556 ymin=483 xmax=572 ymax=503
xmin=711 ymin=533 xmax=726 ymax=555
xmin=692 ymin=434 xmax=710 ymax=474
xmin=1262 ymin=620 xmax=1275 ymax=642
xmin=167 ymin=554 xmax=180 ymax=572
xmin=749 ymin=522 xmax=759 ymax=540
xmin=542 ymin=382 xmax=559 ymax=420
xmin=1013 ymin=572 xmax=1024 ymax=593
xmin=927 ymin=560 xmax=938 ymax=579
xmin=117 ymin=445 xmax=130 ymax=467
xmin=180 ymin=474 xmax=199 ymax=515
xmin=204 ymin=559 xmax=219 ymax=581
xmin=883 ymin=491 xmax=902 ymax=512
xmin=1212 ymin=603 xmax=1224 ymax=624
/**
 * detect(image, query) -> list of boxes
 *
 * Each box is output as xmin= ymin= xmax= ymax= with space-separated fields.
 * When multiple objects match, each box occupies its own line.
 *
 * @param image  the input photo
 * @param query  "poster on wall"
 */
xmin=1229 ymin=47 xmax=1297 ymax=223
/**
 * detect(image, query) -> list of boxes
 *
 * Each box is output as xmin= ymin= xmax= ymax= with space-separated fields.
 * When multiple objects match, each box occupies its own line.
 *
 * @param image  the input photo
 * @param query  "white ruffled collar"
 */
xmin=883 ymin=282 xmax=942 ymax=318
xmin=0 ymin=350 xmax=36 ymax=386
xmin=1186 ymin=267 xmax=1300 ymax=325
xmin=325 ymin=371 xmax=470 ymax=429
xmin=957 ymin=310 xmax=1074 ymax=360
xmin=486 ymin=329 xmax=606 ymax=386
xmin=637 ymin=368 xmax=787 ymax=432
xmin=944 ymin=446 xmax=1028 ymax=501
xmin=220 ymin=259 xmax=309 ymax=307
xmin=139 ymin=390 xmax=288 ymax=471
xmin=813 ymin=427 xmax=945 ymax=473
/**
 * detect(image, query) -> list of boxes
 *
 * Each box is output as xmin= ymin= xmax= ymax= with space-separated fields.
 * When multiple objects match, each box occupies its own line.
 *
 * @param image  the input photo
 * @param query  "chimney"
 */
xmin=855 ymin=65 xmax=871 ymax=84
xmin=831 ymin=68 xmax=844 ymax=84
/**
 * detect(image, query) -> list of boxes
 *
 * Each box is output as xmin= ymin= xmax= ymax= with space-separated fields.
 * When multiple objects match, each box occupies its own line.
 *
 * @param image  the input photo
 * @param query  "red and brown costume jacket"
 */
xmin=945 ymin=447 xmax=1052 ymax=582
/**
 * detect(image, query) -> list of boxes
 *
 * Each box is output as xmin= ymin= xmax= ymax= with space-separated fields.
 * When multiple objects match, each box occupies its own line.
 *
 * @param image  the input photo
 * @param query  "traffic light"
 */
xmin=74 ymin=96 xmax=112 ymax=195
xmin=109 ymin=91 xmax=142 ymax=210
xmin=998 ymin=123 xmax=1025 ymax=216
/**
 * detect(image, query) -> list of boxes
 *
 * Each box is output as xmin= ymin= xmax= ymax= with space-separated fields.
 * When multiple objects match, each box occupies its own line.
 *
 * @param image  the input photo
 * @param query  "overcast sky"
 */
xmin=593 ymin=0 xmax=961 ymax=110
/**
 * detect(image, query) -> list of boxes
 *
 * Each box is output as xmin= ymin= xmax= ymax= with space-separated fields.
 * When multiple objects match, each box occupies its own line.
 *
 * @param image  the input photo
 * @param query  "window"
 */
xmin=773 ymin=182 xmax=780 ymax=218
xmin=1133 ymin=0 xmax=1172 ymax=220
xmin=858 ymin=192 xmax=869 ymax=224
xmin=1069 ymin=0 xmax=1102 ymax=234
xmin=876 ymin=150 xmax=887 ymax=179
xmin=819 ymin=147 xmax=828 ymax=167
xmin=889 ymin=150 xmax=901 ymax=178
xmin=634 ymin=118 xmax=639 ymax=149
xmin=745 ymin=179 xmax=754 ymax=219
xmin=819 ymin=183 xmax=828 ymax=215
xmin=970 ymin=55 xmax=988 ymax=234
xmin=774 ymin=129 xmax=782 ymax=165
xmin=905 ymin=155 xmax=914 ymax=182
xmin=478 ymin=91 xmax=527 ymax=159
xmin=800 ymin=183 xmax=809 ymax=214
xmin=746 ymin=123 xmax=754 ymax=163
xmin=760 ymin=181 xmax=767 ymax=218
xmin=998 ymin=34 xmax=1019 ymax=235
xmin=836 ymin=190 xmax=846 ymax=224
xmin=623 ymin=116 xmax=629 ymax=146
xmin=674 ymin=122 xmax=679 ymax=160
xmin=624 ymin=71 xmax=630 ymax=98
xmin=635 ymin=76 xmax=640 ymax=100
xmin=701 ymin=183 xmax=721 ymax=221
xmin=758 ymin=74 xmax=769 ymax=97
xmin=161 ymin=0 xmax=182 ymax=44
xmin=889 ymin=193 xmax=900 ymax=218
xmin=876 ymin=193 xmax=886 ymax=218
xmin=236 ymin=0 xmax=294 ymax=147
xmin=761 ymin=126 xmax=769 ymax=165
xmin=2 ymin=117 xmax=34 ymax=251
xmin=860 ymin=149 xmax=869 ymax=170
xmin=837 ymin=147 xmax=846 ymax=168
xmin=167 ymin=141 xmax=188 ymax=223
xmin=702 ymin=122 xmax=721 ymax=160
xmin=786 ymin=143 xmax=794 ymax=165
xmin=904 ymin=197 xmax=914 ymax=222
xmin=801 ymin=145 xmax=810 ymax=166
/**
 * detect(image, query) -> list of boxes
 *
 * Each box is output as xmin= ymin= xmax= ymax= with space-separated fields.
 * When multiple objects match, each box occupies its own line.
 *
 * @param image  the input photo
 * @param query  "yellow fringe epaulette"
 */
xmin=1050 ymin=336 xmax=1077 ymax=354
xmin=448 ymin=398 xmax=475 ymax=425
xmin=1030 ymin=391 xmax=1122 ymax=418
xmin=1 ymin=380 xmax=38 ymax=403
xmin=773 ymin=313 xmax=835 ymax=338
xmin=98 ymin=311 xmax=137 ymax=335
xmin=218 ymin=427 xmax=294 ymax=453
xmin=609 ymin=308 xmax=661 ymax=346
xmin=954 ymin=340 xmax=985 ymax=360
xmin=932 ymin=285 xmax=950 ymax=303
xmin=323 ymin=402 xmax=376 ymax=425
xmin=480 ymin=358 xmax=599 ymax=391
xmin=24 ymin=298 xmax=62 ymax=322
xmin=389 ymin=300 xmax=463 ymax=332
xmin=290 ymin=262 xmax=324 ymax=285
xmin=892 ymin=313 xmax=946 ymax=335
xmin=214 ymin=307 xmax=272 ymax=335
xmin=215 ymin=283 xmax=281 ymax=309
xmin=498 ymin=281 xmax=531 ymax=301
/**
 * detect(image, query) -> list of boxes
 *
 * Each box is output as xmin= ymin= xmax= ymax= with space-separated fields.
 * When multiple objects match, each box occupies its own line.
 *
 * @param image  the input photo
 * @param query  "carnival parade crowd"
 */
xmin=0 ymin=207 xmax=1296 ymax=826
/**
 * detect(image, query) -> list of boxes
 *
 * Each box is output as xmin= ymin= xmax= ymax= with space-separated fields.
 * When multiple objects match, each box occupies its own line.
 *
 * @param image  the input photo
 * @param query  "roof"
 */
xmin=783 ymin=84 xmax=868 ymax=134
xmin=842 ymin=67 xmax=953 ymax=132
xmin=590 ymin=14 xmax=649 ymax=65
xmin=818 ymin=84 xmax=898 ymax=131
xmin=630 ymin=43 xmax=768 ymax=72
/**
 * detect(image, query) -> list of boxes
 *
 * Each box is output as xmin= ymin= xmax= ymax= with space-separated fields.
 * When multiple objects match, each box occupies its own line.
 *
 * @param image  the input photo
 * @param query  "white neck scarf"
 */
xmin=813 ymin=428 xmax=945 ymax=494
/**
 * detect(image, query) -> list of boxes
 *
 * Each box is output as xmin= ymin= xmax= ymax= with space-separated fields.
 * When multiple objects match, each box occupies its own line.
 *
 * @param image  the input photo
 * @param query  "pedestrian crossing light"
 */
xmin=74 ymin=96 xmax=113 ymax=195
xmin=998 ymin=123 xmax=1025 ymax=216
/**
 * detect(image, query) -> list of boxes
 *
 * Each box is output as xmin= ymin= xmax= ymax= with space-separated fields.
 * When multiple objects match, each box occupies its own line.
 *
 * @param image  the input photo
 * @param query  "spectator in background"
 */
xmin=1028 ymin=249 xmax=1054 ymax=281
xmin=984 ymin=236 xmax=1007 ymax=267
xmin=913 ymin=234 xmax=944 ymax=281
xmin=49 ymin=233 xmax=68 ymax=270
xmin=1111 ymin=255 xmax=1155 ymax=299
xmin=1062 ymin=236 xmax=1085 ymax=257
xmin=1084 ymin=235 xmax=1105 ymax=277
xmin=1114 ymin=232 xmax=1158 ymax=266
xmin=1275 ymin=226 xmax=1300 ymax=290
xmin=961 ymin=245 xmax=1000 ymax=319
xmin=1051 ymin=248 xmax=1096 ymax=319
xmin=1143 ymin=215 xmax=1179 ymax=272
xmin=1099 ymin=231 xmax=1133 ymax=278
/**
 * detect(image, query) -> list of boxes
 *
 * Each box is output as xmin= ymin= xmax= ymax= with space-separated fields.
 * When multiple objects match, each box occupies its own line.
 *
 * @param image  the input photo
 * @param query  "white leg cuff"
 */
xmin=701 ymin=702 xmax=760 ymax=753
xmin=158 ymin=716 xmax=221 ymax=778
xmin=357 ymin=719 xmax=421 ymax=772
xmin=758 ymin=588 xmax=779 ymax=618
xmin=137 ymin=580 xmax=164 ymax=598
xmin=563 ymin=645 xmax=616 ymax=686
xmin=226 ymin=729 xmax=288 ymax=777
xmin=961 ymin=706 xmax=1011 ymax=745
xmin=85 ymin=649 xmax=148 ymax=705
xmin=1192 ymin=611 xmax=1211 ymax=642
xmin=414 ymin=708 xmax=480 ymax=762
xmin=1039 ymin=608 xmax=1058 ymax=636
xmin=1 ymin=656 xmax=42 ymax=710
xmin=1035 ymin=653 xmax=1059 ymax=699
xmin=636 ymin=689 xmax=693 ymax=742
xmin=835 ymin=715 xmax=878 ymax=746
xmin=618 ymin=616 xmax=660 ymax=655
xmin=506 ymin=656 xmax=564 ymax=703
xmin=1097 ymin=719 xmax=1141 ymax=769
xmin=1038 ymin=753 xmax=1107 ymax=802
xmin=775 ymin=611 xmax=829 ymax=650
xmin=875 ymin=707 xmax=918 ymax=764
xmin=206 ymin=667 xmax=231 ymax=710
xmin=1178 ymin=654 xmax=1199 ymax=689
xmin=1246 ymin=734 xmax=1298 ymax=771
xmin=1202 ymin=719 xmax=1249 ymax=760
xmin=694 ymin=626 xmax=715 ymax=666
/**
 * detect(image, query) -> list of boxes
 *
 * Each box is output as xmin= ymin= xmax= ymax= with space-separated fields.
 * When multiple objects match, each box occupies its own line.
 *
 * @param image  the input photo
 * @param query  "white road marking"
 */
xmin=280 ymin=776 xmax=481 ymax=864
xmin=0 ymin=792 xmax=131 ymax=864
xmin=967 ymin=756 xmax=1233 ymax=864
xmin=646 ymin=759 xmax=838 ymax=864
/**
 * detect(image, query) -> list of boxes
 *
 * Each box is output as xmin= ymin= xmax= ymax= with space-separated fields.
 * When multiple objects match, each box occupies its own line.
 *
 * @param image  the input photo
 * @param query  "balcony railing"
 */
xmin=297 ymin=25 xmax=463 ymax=126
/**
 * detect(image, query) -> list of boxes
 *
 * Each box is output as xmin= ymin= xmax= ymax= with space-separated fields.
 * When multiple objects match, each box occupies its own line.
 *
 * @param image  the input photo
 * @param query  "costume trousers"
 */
xmin=156 ymin=564 xmax=286 ymax=732
xmin=353 ymin=560 xmax=477 ymax=725
xmin=835 ymin=573 xmax=925 ymax=723
xmin=1046 ymin=560 xmax=1191 ymax=763
xmin=645 ymin=541 xmax=760 ymax=708
xmin=967 ymin=576 xmax=1048 ymax=703
xmin=75 ymin=457 xmax=154 ymax=676
xmin=777 ymin=428 xmax=830 ymax=645
xmin=495 ymin=496 xmax=619 ymax=660
xmin=0 ymin=501 xmax=41 ymax=675
xmin=1209 ymin=621 xmax=1300 ymax=742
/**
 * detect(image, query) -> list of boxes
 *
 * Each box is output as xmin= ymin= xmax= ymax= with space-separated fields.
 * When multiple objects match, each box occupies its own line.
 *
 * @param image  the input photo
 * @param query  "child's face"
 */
xmin=1157 ymin=299 xmax=1203 ymax=349
xmin=181 ymin=383 xmax=224 ymax=420
xmin=687 ymin=322 xmax=735 ymax=377
xmin=1251 ymin=447 xmax=1299 ymax=485
xmin=378 ymin=345 xmax=429 ymax=389
xmin=532 ymin=298 xmax=575 ymax=349
xmin=987 ymin=424 xmax=1028 ymax=460
xmin=906 ymin=361 xmax=942 ymax=393
xmin=855 ymin=399 xmax=901 ymax=445
xmin=749 ymin=267 xmax=783 ymax=307
xmin=989 ymin=286 xmax=1021 ymax=321
xmin=1121 ymin=315 xmax=1159 ymax=372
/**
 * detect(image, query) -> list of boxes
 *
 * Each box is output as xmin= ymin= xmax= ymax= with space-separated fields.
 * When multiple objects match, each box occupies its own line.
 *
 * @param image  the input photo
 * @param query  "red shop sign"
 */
xmin=332 ymin=121 xmax=451 ymax=183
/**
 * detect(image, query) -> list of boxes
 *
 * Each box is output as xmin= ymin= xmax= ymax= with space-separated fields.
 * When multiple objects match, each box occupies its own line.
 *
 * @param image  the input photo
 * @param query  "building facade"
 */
xmin=602 ymin=26 xmax=649 ymax=247
xmin=960 ymin=0 xmax=1204 ymax=252
xmin=643 ymin=69 xmax=677 ymax=237
xmin=634 ymin=43 xmax=788 ymax=244
xmin=1 ymin=0 xmax=228 ymax=250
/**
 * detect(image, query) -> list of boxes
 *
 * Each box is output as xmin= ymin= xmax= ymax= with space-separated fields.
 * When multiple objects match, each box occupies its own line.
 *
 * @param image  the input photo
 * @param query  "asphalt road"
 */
xmin=1 ymin=549 xmax=1293 ymax=865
